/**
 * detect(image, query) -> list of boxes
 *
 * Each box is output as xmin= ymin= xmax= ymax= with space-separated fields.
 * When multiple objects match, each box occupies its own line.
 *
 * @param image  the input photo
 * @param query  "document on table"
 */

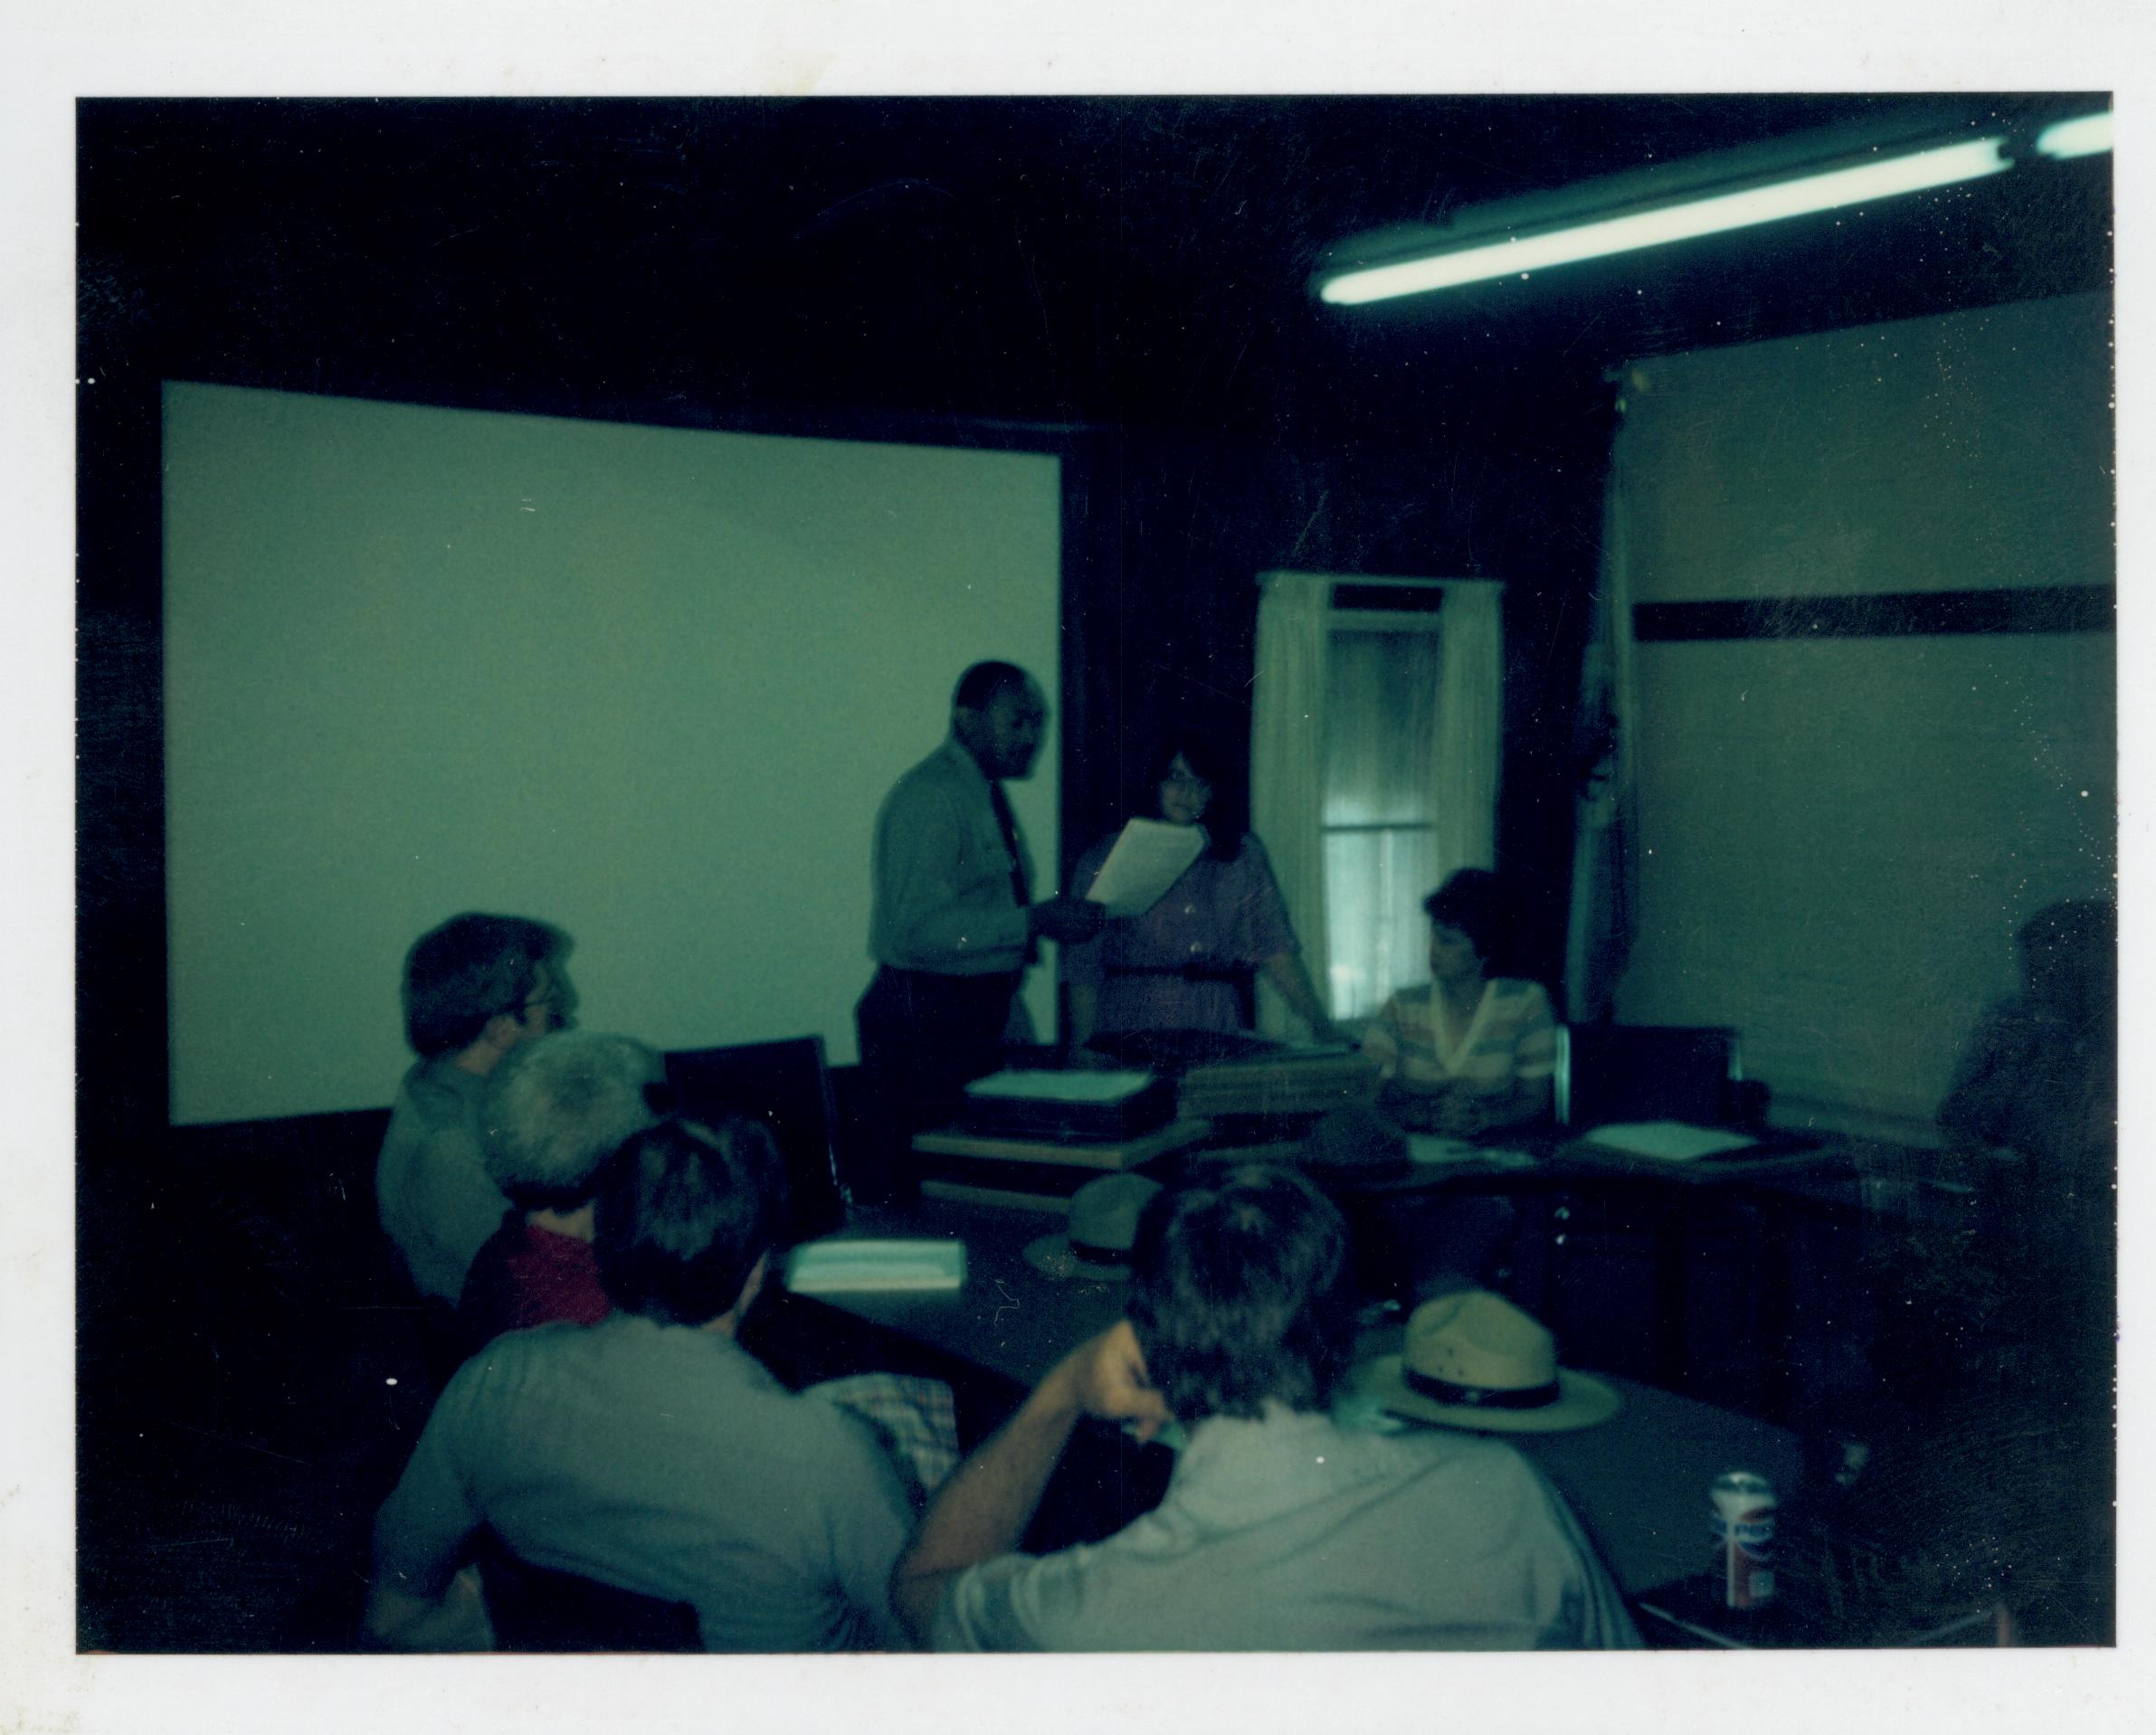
xmin=785 ymin=1238 xmax=968 ymax=1293
xmin=1408 ymin=1135 xmax=1539 ymax=1171
xmin=964 ymin=1068 xmax=1157 ymax=1105
xmin=1080 ymin=818 xmax=1206 ymax=917
xmin=1581 ymin=1121 xmax=1761 ymax=1162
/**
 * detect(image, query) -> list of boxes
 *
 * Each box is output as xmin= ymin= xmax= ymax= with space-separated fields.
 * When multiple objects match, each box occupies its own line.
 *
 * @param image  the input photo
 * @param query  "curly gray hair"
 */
xmin=481 ymin=1031 xmax=664 ymax=1210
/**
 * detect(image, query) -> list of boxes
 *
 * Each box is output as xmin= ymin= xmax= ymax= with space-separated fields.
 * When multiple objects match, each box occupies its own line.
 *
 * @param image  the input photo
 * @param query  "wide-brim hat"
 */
xmin=1350 ymin=1289 xmax=1621 ymax=1434
xmin=1023 ymin=1172 xmax=1163 ymax=1283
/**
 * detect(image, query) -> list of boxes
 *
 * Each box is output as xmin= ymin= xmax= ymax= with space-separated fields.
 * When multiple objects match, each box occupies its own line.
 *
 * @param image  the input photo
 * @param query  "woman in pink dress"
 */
xmin=1064 ymin=735 xmax=1342 ymax=1051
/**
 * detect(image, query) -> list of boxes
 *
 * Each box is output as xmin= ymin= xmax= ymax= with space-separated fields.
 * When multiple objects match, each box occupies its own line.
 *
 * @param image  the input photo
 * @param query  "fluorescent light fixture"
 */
xmin=2036 ymin=111 xmax=2113 ymax=160
xmin=1320 ymin=136 xmax=2012 ymax=306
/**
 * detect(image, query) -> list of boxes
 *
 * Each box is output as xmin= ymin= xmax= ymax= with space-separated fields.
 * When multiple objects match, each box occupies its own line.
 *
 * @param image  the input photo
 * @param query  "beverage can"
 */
xmin=1710 ymin=1471 xmax=1777 ymax=1610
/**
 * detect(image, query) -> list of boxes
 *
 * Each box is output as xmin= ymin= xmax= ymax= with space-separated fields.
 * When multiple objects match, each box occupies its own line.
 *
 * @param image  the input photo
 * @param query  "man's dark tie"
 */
xmin=987 ymin=780 xmax=1037 ymax=962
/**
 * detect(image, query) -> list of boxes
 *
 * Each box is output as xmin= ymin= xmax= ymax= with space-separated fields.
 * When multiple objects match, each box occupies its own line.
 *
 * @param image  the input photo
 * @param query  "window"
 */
xmin=1321 ymin=610 xmax=1444 ymax=1018
xmin=1250 ymin=570 xmax=1498 ymax=1039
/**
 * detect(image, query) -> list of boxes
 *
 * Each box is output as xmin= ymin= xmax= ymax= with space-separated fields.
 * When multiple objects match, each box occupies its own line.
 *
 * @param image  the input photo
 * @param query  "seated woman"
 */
xmin=1064 ymin=735 xmax=1343 ymax=1051
xmin=1362 ymin=869 xmax=1556 ymax=1139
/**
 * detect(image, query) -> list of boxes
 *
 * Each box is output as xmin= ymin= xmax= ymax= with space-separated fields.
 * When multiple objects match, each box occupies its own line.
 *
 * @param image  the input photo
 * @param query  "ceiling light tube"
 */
xmin=1320 ymin=136 xmax=2013 ymax=306
xmin=2036 ymin=111 xmax=2113 ymax=161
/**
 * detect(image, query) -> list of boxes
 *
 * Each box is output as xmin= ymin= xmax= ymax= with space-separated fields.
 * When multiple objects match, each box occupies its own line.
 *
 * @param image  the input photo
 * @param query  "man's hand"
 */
xmin=1043 ymin=1322 xmax=1171 ymax=1443
xmin=1028 ymin=895 xmax=1107 ymax=946
xmin=364 ymin=1565 xmax=496 ymax=1652
xmin=890 ymin=1322 xmax=1172 ymax=1646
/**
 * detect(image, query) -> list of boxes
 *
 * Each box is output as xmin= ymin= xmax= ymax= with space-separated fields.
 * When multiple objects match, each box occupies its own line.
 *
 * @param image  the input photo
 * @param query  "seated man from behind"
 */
xmin=891 ymin=1164 xmax=1638 ymax=1651
xmin=377 ymin=912 xmax=575 ymax=1304
xmin=367 ymin=1116 xmax=915 ymax=1653
xmin=460 ymin=1029 xmax=663 ymax=1350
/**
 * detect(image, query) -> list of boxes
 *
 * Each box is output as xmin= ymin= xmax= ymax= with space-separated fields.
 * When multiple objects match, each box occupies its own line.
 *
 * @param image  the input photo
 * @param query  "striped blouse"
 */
xmin=1362 ymin=977 xmax=1559 ymax=1097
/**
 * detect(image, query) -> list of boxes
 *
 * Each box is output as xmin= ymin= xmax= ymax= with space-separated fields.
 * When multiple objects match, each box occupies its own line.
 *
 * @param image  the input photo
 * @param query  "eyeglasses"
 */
xmin=1163 ymin=770 xmax=1213 ymax=792
xmin=509 ymin=979 xmax=567 ymax=1020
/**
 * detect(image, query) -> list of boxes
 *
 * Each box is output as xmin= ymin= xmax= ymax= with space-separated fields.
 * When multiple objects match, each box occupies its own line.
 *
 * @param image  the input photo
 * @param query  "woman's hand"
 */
xmin=1382 ymin=1080 xmax=1484 ymax=1138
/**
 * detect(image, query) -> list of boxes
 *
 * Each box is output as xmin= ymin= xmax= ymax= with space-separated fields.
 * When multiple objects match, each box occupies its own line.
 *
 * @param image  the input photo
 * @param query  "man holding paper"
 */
xmin=854 ymin=661 xmax=1105 ymax=1198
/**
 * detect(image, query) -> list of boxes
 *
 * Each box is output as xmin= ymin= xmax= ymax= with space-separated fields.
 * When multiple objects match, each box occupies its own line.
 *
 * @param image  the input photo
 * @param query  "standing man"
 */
xmin=854 ymin=661 xmax=1103 ymax=1200
xmin=377 ymin=912 xmax=575 ymax=1305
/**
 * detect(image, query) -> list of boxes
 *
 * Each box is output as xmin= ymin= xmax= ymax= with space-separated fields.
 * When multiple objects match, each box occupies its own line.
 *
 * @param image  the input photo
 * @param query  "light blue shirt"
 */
xmin=935 ymin=1402 xmax=1641 ymax=1652
xmin=375 ymin=1055 xmax=509 ymax=1304
xmin=373 ymin=1314 xmax=915 ymax=1651
xmin=869 ymin=737 xmax=1034 ymax=975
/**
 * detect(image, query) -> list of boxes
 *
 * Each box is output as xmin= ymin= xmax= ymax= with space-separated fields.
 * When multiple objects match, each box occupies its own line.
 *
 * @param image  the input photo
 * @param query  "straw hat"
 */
xmin=1023 ymin=1173 xmax=1163 ymax=1282
xmin=1352 ymin=1289 xmax=1620 ymax=1433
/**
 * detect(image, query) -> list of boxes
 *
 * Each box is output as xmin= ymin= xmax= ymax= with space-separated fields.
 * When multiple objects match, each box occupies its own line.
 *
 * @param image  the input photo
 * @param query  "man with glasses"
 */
xmin=377 ymin=912 xmax=576 ymax=1305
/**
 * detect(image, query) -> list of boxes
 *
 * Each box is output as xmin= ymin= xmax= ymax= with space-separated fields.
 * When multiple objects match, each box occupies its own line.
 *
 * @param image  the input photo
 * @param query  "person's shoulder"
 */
xmin=1370 ymin=1421 xmax=1549 ymax=1500
xmin=398 ymin=1053 xmax=462 ymax=1112
xmin=883 ymin=740 xmax=977 ymax=810
xmin=1490 ymin=977 xmax=1553 ymax=1010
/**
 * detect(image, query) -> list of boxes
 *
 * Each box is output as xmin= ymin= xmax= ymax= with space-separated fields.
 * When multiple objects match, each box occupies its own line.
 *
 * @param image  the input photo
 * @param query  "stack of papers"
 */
xmin=1581 ymin=1121 xmax=1760 ymax=1162
xmin=784 ymin=1238 xmax=967 ymax=1294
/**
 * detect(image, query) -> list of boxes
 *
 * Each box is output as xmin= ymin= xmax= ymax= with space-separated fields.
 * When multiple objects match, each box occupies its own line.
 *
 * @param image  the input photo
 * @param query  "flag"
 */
xmin=1564 ymin=463 xmax=1639 ymax=1023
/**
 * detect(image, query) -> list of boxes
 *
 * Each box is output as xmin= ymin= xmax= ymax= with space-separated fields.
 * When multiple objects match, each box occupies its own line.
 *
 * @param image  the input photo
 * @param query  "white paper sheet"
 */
xmin=1581 ymin=1121 xmax=1761 ymax=1161
xmin=1080 ymin=817 xmax=1206 ymax=917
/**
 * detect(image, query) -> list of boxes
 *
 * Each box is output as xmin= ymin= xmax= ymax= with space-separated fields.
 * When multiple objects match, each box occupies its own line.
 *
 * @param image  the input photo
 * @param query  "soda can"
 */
xmin=1710 ymin=1471 xmax=1777 ymax=1610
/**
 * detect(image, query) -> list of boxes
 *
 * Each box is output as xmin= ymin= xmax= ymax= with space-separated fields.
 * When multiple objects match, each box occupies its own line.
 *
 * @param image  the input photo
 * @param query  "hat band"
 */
xmin=1070 ymin=1237 xmax=1135 ymax=1267
xmin=1403 ymin=1365 xmax=1562 ymax=1411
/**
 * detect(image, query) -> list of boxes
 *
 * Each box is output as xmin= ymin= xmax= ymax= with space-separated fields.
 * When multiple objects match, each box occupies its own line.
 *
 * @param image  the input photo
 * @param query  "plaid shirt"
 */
xmin=808 ymin=1373 xmax=962 ymax=1502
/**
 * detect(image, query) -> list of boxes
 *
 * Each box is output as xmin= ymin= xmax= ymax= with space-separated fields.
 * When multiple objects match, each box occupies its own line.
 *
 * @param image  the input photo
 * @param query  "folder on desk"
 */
xmin=784 ymin=1238 xmax=967 ymax=1294
xmin=960 ymin=1068 xmax=1176 ymax=1142
xmin=1581 ymin=1121 xmax=1762 ymax=1162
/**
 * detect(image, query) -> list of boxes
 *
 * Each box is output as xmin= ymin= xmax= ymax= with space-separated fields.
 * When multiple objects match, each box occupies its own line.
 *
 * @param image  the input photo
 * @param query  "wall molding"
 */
xmin=1634 ymin=584 xmax=2113 ymax=642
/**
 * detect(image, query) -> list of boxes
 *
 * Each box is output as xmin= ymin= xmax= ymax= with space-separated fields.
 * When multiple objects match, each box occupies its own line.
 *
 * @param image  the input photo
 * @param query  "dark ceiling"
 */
xmin=78 ymin=94 xmax=2112 ymax=450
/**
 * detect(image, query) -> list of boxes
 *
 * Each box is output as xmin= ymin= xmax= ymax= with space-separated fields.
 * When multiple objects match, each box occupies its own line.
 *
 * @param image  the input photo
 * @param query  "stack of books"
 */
xmin=1175 ymin=1046 xmax=1381 ymax=1123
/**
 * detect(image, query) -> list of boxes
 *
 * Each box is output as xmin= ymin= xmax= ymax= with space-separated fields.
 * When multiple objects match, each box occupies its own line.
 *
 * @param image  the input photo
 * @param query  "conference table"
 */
xmin=765 ymin=1191 xmax=1863 ymax=1645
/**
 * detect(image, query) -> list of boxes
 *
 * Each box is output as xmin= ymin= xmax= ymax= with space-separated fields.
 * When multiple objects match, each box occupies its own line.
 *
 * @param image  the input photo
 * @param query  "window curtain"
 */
xmin=1427 ymin=581 xmax=1502 ymax=890
xmin=1249 ymin=572 xmax=1334 ymax=1037
xmin=1563 ymin=460 xmax=1639 ymax=1022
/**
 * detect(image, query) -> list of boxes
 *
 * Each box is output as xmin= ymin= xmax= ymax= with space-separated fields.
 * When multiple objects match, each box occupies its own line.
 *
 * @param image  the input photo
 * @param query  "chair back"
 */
xmin=1557 ymin=1023 xmax=1744 ymax=1128
xmin=474 ymin=1530 xmax=699 ymax=1653
xmin=663 ymin=1036 xmax=848 ymax=1244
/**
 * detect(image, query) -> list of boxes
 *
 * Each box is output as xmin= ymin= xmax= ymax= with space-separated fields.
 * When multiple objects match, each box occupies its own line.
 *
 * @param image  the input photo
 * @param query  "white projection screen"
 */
xmin=1608 ymin=293 xmax=2113 ymax=1131
xmin=164 ymin=384 xmax=1062 ymax=1124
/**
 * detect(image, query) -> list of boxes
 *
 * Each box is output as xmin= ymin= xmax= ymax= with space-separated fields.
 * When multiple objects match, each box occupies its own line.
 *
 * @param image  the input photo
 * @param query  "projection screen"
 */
xmin=164 ymin=383 xmax=1062 ymax=1124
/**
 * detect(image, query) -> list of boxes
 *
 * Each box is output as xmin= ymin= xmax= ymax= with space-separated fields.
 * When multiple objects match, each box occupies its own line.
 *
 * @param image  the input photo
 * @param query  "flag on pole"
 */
xmin=1564 ymin=460 xmax=1639 ymax=1024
